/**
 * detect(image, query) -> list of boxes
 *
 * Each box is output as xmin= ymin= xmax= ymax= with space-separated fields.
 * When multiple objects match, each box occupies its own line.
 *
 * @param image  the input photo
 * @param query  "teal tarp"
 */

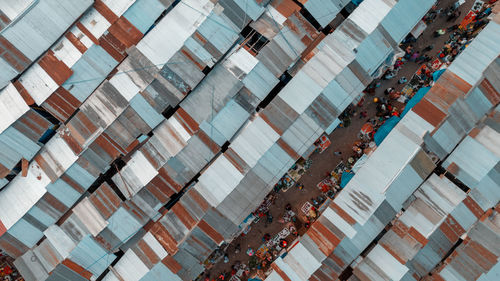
xmin=401 ymin=86 xmax=431 ymax=117
xmin=340 ymin=171 xmax=355 ymax=188
xmin=374 ymin=116 xmax=401 ymax=145
xmin=433 ymin=69 xmax=446 ymax=81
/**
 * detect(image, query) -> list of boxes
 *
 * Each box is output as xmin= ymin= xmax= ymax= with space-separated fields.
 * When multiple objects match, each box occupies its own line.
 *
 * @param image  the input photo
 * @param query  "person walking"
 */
xmin=410 ymin=51 xmax=420 ymax=62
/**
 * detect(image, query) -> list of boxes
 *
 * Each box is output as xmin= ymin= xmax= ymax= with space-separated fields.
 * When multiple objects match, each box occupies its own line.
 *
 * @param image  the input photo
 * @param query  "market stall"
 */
xmin=314 ymin=134 xmax=331 ymax=153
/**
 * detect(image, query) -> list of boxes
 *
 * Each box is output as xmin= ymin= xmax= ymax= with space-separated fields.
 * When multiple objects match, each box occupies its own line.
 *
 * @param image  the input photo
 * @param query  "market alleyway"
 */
xmin=205 ymin=0 xmax=480 ymax=280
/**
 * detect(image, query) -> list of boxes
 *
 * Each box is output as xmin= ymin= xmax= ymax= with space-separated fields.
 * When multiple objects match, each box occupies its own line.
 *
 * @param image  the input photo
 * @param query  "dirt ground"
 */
xmin=205 ymin=0 xmax=478 ymax=280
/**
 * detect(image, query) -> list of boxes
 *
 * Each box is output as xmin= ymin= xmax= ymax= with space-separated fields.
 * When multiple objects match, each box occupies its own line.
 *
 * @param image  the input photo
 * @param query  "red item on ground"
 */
xmin=3 ymin=266 xmax=12 ymax=275
xmin=280 ymin=239 xmax=288 ymax=248
xmin=360 ymin=123 xmax=374 ymax=135
xmin=357 ymin=97 xmax=365 ymax=107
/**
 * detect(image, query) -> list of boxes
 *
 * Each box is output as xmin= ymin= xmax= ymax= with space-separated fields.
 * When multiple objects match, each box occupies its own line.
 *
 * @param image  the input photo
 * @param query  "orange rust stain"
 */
xmin=198 ymin=220 xmax=224 ymax=245
xmin=62 ymin=259 xmax=93 ymax=280
xmin=65 ymin=32 xmax=87 ymax=53
xmin=162 ymin=255 xmax=182 ymax=274
xmin=94 ymin=0 xmax=118 ymax=23
xmin=76 ymin=22 xmax=99 ymax=45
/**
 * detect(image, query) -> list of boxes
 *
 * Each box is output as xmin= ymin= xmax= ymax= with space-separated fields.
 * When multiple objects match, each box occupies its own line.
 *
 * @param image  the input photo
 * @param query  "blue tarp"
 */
xmin=401 ymin=86 xmax=431 ymax=117
xmin=433 ymin=69 xmax=446 ymax=81
xmin=340 ymin=171 xmax=355 ymax=188
xmin=374 ymin=116 xmax=401 ymax=145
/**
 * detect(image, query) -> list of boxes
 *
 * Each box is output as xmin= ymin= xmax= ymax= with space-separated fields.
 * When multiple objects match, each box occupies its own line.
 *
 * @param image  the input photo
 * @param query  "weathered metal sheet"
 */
xmin=448 ymin=22 xmax=500 ymax=86
xmin=63 ymin=45 xmax=119 ymax=103
xmin=70 ymin=235 xmax=116 ymax=277
xmin=0 ymin=83 xmax=29 ymax=134
xmin=136 ymin=0 xmax=213 ymax=67
xmin=304 ymin=0 xmax=348 ymax=28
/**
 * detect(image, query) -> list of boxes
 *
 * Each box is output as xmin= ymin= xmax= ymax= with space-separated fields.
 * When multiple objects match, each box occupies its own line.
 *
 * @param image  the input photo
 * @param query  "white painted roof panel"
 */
xmin=136 ymin=0 xmax=214 ymax=67
xmin=0 ymin=83 xmax=29 ymax=134
xmin=0 ymin=161 xmax=51 ymax=229
xmin=19 ymin=63 xmax=58 ymax=105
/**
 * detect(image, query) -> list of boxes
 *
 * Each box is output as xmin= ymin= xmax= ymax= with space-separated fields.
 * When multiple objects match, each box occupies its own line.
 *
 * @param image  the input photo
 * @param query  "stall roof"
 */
xmin=304 ymin=0 xmax=350 ymax=28
xmin=335 ymin=127 xmax=424 ymax=224
xmin=349 ymin=0 xmax=393 ymax=34
xmin=0 ymin=83 xmax=29 ymax=134
xmin=0 ymin=161 xmax=51 ymax=230
xmin=447 ymin=20 xmax=500 ymax=86
xmin=136 ymin=0 xmax=214 ymax=67
xmin=381 ymin=0 xmax=435 ymax=42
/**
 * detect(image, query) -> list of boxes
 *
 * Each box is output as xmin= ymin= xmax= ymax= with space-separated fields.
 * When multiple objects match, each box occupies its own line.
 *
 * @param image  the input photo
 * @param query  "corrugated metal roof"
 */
xmin=448 ymin=21 xmax=500 ymax=85
xmin=0 ymin=83 xmax=29 ymax=134
xmin=1 ymin=1 xmax=497 ymax=281
xmin=349 ymin=0 xmax=393 ymax=34
xmin=70 ymin=235 xmax=116 ymax=277
xmin=63 ymin=44 xmax=119 ymax=103
xmin=112 ymin=249 xmax=151 ymax=281
xmin=381 ymin=0 xmax=435 ymax=42
xmin=136 ymin=0 xmax=214 ymax=67
xmin=304 ymin=0 xmax=349 ymax=28
xmin=123 ymin=0 xmax=168 ymax=33
xmin=0 ymin=161 xmax=51 ymax=229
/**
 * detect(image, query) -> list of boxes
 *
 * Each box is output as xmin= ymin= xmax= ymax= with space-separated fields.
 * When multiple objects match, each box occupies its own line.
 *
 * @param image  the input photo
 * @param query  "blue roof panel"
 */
xmin=64 ymin=45 xmax=119 ymax=103
xmin=123 ymin=0 xmax=166 ymax=33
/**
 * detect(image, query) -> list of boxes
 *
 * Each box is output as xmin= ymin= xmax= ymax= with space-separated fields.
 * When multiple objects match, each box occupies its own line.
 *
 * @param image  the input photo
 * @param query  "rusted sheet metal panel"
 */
xmin=42 ymin=87 xmax=82 ymax=123
xmin=426 ymin=71 xmax=472 ymax=113
xmin=38 ymin=51 xmax=74 ymax=86
xmin=0 ymin=35 xmax=31 ymax=71
xmin=307 ymin=220 xmax=341 ymax=256
xmin=260 ymin=97 xmax=299 ymax=136
xmin=171 ymin=203 xmax=197 ymax=231
xmin=148 ymin=222 xmax=178 ymax=255
xmin=179 ymin=188 xmax=210 ymax=222
xmin=89 ymin=183 xmax=122 ymax=220
xmin=145 ymin=167 xmax=181 ymax=200
xmin=65 ymin=31 xmax=88 ymax=54
xmin=412 ymin=98 xmax=447 ymax=129
xmin=103 ymin=107 xmax=150 ymax=151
